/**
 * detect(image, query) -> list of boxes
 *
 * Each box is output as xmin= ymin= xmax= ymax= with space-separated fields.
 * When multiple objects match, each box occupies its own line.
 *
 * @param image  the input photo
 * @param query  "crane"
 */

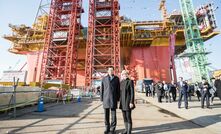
xmin=159 ymin=0 xmax=169 ymax=28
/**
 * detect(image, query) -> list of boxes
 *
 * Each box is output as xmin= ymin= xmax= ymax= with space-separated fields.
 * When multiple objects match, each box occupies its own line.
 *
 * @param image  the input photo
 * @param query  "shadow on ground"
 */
xmin=116 ymin=113 xmax=221 ymax=134
xmin=0 ymin=98 xmax=102 ymax=134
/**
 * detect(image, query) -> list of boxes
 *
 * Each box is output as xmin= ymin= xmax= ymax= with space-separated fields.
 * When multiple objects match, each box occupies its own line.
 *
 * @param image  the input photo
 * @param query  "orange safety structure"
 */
xmin=40 ymin=0 xmax=83 ymax=87
xmin=85 ymin=0 xmax=120 ymax=86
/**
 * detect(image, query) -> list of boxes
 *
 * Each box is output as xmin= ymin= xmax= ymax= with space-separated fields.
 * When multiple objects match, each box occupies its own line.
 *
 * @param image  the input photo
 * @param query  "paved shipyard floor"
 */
xmin=0 ymin=95 xmax=221 ymax=134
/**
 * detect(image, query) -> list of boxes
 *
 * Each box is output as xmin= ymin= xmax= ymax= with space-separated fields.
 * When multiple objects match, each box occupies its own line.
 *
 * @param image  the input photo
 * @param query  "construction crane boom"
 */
xmin=159 ymin=0 xmax=168 ymax=22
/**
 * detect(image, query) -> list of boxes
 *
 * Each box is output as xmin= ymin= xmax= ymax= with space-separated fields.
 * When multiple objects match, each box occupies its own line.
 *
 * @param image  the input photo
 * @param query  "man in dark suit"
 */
xmin=169 ymin=80 xmax=177 ymax=102
xmin=101 ymin=67 xmax=120 ymax=134
xmin=156 ymin=81 xmax=164 ymax=103
xmin=177 ymin=77 xmax=189 ymax=109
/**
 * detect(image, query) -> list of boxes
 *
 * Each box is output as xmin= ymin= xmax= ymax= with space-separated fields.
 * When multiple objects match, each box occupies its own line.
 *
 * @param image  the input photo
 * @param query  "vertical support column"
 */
xmin=113 ymin=0 xmax=121 ymax=76
xmin=179 ymin=0 xmax=209 ymax=82
xmin=169 ymin=34 xmax=176 ymax=81
xmin=40 ymin=0 xmax=55 ymax=84
xmin=85 ymin=0 xmax=120 ymax=86
xmin=40 ymin=0 xmax=83 ymax=87
xmin=85 ymin=0 xmax=95 ymax=87
xmin=64 ymin=0 xmax=83 ymax=87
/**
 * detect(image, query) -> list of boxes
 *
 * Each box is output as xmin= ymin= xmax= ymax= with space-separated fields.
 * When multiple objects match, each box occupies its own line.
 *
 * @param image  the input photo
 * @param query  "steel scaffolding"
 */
xmin=85 ymin=0 xmax=120 ymax=86
xmin=179 ymin=0 xmax=210 ymax=81
xmin=40 ymin=0 xmax=83 ymax=87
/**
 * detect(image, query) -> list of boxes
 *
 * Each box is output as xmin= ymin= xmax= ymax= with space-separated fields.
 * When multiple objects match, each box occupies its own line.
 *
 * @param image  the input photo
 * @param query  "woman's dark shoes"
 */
xmin=119 ymin=130 xmax=127 ymax=134
xmin=127 ymin=123 xmax=132 ymax=134
xmin=104 ymin=130 xmax=109 ymax=134
xmin=119 ymin=122 xmax=128 ymax=134
xmin=104 ymin=126 xmax=110 ymax=134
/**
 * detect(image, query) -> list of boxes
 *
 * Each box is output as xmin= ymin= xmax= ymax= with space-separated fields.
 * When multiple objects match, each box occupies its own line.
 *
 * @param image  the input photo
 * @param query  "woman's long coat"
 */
xmin=119 ymin=78 xmax=135 ymax=111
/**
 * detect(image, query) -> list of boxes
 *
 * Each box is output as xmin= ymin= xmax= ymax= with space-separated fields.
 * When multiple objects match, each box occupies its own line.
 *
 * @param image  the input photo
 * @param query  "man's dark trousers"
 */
xmin=201 ymin=91 xmax=210 ymax=108
xmin=158 ymin=95 xmax=162 ymax=103
xmin=178 ymin=90 xmax=188 ymax=108
xmin=171 ymin=91 xmax=176 ymax=101
xmin=104 ymin=108 xmax=117 ymax=133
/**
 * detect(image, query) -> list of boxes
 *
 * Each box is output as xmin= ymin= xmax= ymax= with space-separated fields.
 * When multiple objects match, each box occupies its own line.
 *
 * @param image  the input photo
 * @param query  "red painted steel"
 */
xmin=113 ymin=0 xmax=121 ymax=77
xmin=129 ymin=46 xmax=172 ymax=82
xmin=40 ymin=0 xmax=83 ymax=87
xmin=84 ymin=0 xmax=94 ymax=87
xmin=64 ymin=0 xmax=83 ymax=87
xmin=169 ymin=34 xmax=177 ymax=82
xmin=27 ymin=51 xmax=43 ymax=84
xmin=85 ymin=0 xmax=121 ymax=86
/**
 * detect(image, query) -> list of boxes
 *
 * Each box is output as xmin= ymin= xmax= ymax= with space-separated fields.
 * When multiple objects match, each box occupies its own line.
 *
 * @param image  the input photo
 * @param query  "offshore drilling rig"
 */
xmin=2 ymin=0 xmax=219 ymax=88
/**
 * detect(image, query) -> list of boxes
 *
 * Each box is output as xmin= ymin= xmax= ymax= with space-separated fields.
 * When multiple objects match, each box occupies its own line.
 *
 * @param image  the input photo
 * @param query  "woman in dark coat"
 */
xmin=119 ymin=70 xmax=135 ymax=134
xmin=156 ymin=81 xmax=164 ymax=103
xmin=200 ymin=79 xmax=211 ymax=108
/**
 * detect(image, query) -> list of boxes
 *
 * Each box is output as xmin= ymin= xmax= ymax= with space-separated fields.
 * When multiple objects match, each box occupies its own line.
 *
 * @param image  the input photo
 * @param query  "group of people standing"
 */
xmin=100 ymin=67 xmax=135 ymax=134
xmin=153 ymin=76 xmax=221 ymax=109
xmin=144 ymin=80 xmax=177 ymax=103
xmin=153 ymin=80 xmax=177 ymax=103
xmin=99 ymin=66 xmax=221 ymax=134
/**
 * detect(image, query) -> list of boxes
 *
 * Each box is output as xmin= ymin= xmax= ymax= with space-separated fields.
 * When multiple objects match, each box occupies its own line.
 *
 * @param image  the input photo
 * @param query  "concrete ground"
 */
xmin=0 ymin=95 xmax=219 ymax=134
xmin=138 ymin=93 xmax=221 ymax=134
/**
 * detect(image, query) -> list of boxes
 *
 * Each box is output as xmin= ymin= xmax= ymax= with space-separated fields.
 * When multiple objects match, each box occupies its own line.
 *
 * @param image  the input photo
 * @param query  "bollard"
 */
xmin=77 ymin=95 xmax=81 ymax=103
xmin=37 ymin=96 xmax=44 ymax=112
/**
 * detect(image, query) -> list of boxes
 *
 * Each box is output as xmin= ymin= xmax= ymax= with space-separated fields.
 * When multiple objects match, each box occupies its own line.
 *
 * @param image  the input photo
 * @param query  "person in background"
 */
xmin=96 ymin=86 xmax=101 ymax=96
xmin=163 ymin=81 xmax=171 ymax=103
xmin=156 ymin=81 xmax=164 ymax=103
xmin=194 ymin=82 xmax=201 ymax=101
xmin=56 ymin=88 xmax=66 ymax=104
xmin=189 ymin=83 xmax=195 ymax=102
xmin=185 ymin=80 xmax=191 ymax=102
xmin=210 ymin=77 xmax=216 ymax=105
xmin=100 ymin=67 xmax=120 ymax=134
xmin=169 ymin=80 xmax=177 ymax=102
xmin=200 ymin=78 xmax=211 ymax=109
xmin=150 ymin=82 xmax=155 ymax=98
xmin=119 ymin=70 xmax=135 ymax=134
xmin=215 ymin=75 xmax=221 ymax=101
xmin=177 ymin=77 xmax=189 ymax=109
xmin=144 ymin=83 xmax=150 ymax=97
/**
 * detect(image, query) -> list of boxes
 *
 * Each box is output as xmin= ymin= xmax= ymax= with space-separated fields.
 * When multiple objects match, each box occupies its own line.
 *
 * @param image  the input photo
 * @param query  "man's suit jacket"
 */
xmin=100 ymin=75 xmax=120 ymax=109
xmin=177 ymin=81 xmax=188 ymax=93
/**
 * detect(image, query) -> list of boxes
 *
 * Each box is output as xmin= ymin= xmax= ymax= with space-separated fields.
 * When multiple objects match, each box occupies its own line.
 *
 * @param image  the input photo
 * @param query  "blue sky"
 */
xmin=0 ymin=0 xmax=221 ymax=77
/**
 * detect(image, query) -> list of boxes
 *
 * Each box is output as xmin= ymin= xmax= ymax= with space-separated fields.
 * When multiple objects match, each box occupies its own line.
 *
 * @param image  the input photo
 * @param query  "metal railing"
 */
xmin=0 ymin=86 xmax=99 ymax=118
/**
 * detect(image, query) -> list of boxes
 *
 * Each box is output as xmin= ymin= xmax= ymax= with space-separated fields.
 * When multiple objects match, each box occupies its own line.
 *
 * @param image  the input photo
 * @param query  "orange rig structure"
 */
xmin=3 ymin=0 xmax=219 ymax=87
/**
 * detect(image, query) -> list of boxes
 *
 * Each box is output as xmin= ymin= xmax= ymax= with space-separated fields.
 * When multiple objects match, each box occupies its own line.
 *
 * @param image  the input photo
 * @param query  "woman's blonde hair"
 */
xmin=121 ymin=70 xmax=129 ymax=77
